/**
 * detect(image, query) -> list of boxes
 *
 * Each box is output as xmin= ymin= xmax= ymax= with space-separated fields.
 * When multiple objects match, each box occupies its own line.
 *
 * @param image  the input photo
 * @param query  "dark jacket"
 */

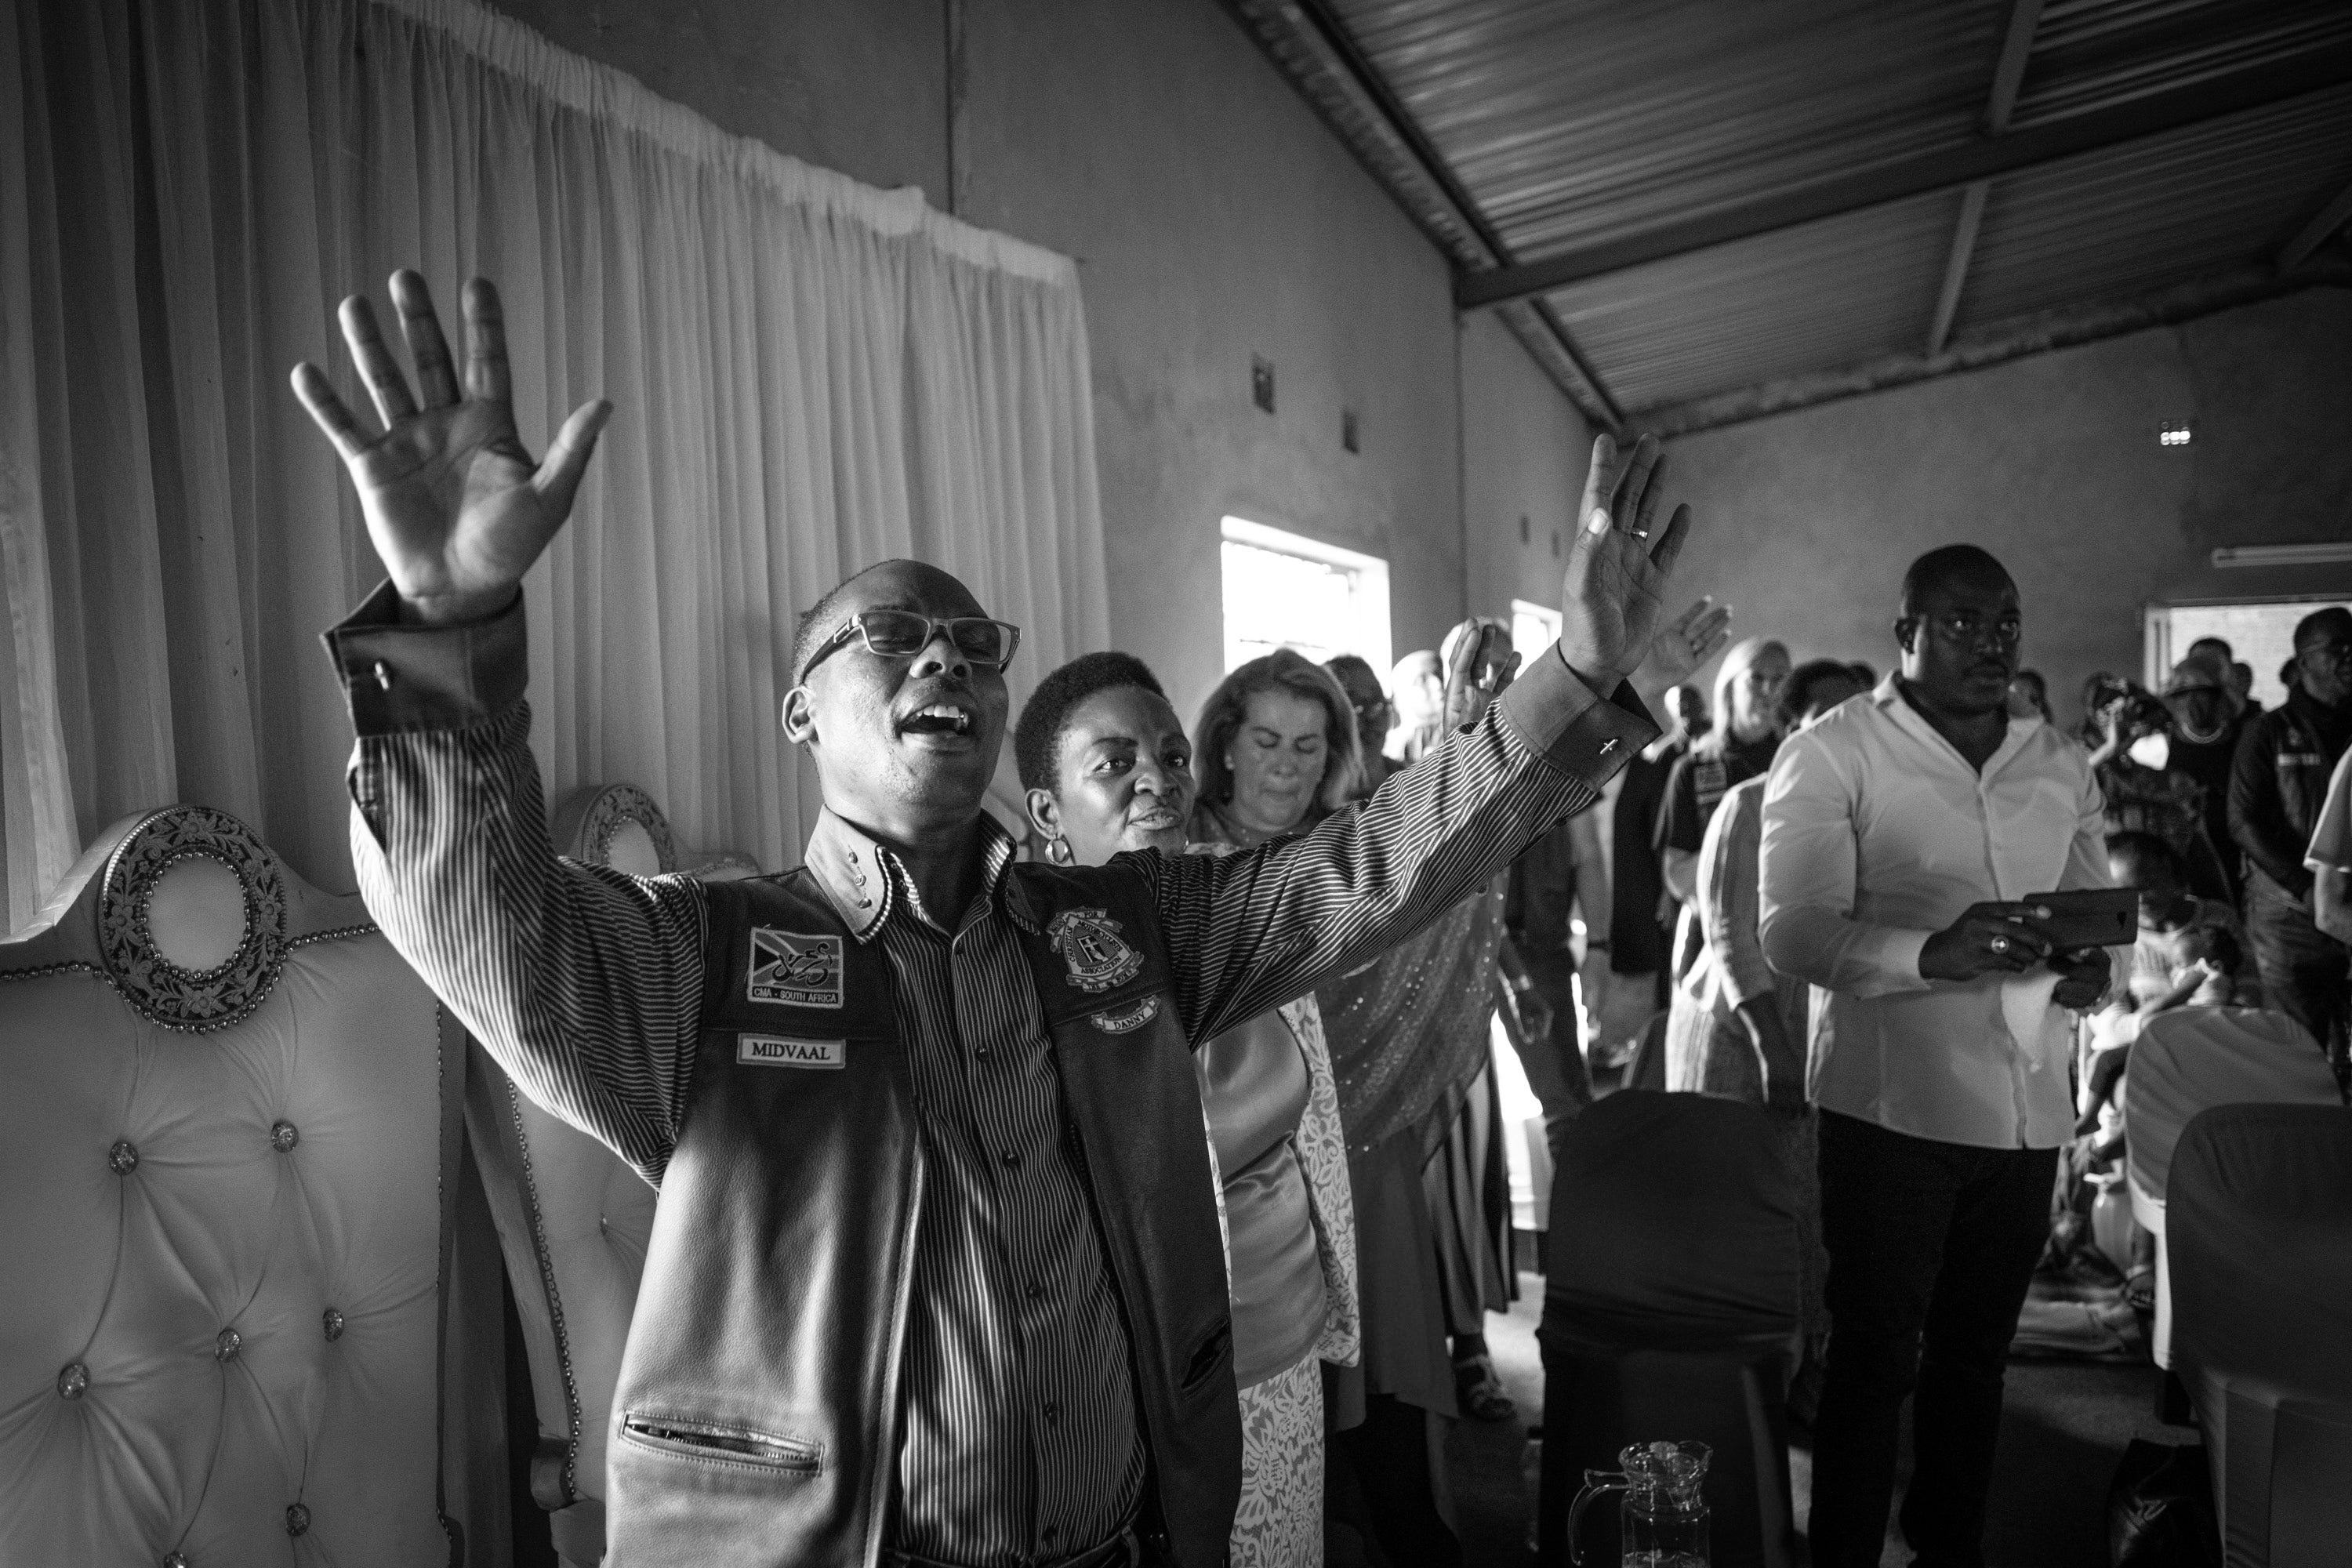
xmin=606 ymin=864 xmax=1239 ymax=1568
xmin=2229 ymin=685 xmax=2352 ymax=900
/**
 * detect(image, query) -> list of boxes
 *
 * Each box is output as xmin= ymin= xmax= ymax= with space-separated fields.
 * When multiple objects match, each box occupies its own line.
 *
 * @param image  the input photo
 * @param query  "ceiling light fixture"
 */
xmin=2158 ymin=423 xmax=2192 ymax=447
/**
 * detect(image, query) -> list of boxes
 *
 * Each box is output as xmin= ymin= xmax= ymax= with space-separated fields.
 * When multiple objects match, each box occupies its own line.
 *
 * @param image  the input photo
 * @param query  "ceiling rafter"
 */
xmin=1219 ymin=0 xmax=1627 ymax=430
xmin=2278 ymin=175 xmax=2352 ymax=271
xmin=1925 ymin=0 xmax=2045 ymax=356
xmin=1455 ymin=40 xmax=2352 ymax=314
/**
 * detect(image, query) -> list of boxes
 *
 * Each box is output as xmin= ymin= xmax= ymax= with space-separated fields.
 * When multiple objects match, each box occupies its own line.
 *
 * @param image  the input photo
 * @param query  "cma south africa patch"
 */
xmin=748 ymin=927 xmax=844 ymax=1007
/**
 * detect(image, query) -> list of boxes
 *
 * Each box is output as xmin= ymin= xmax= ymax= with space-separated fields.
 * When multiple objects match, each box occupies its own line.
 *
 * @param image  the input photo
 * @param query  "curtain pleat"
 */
xmin=0 ymin=0 xmax=1108 ymax=920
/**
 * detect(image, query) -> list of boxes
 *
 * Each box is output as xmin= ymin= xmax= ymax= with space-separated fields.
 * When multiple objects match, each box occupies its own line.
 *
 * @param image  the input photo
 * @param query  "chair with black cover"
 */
xmin=464 ymin=783 xmax=754 ymax=1568
xmin=2167 ymin=1102 xmax=2352 ymax=1566
xmin=2120 ymin=1007 xmax=2336 ymax=1371
xmin=1537 ymin=1089 xmax=1798 ymax=1568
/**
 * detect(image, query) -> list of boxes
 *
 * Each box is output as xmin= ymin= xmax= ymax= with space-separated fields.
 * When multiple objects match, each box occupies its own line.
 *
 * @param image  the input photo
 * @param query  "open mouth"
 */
xmin=1130 ymin=807 xmax=1181 ymax=831
xmin=898 ymin=702 xmax=975 ymax=738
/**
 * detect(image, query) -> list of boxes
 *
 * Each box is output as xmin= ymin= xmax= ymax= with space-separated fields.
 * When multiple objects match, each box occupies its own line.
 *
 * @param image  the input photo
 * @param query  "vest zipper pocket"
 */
xmin=621 ymin=1414 xmax=822 ymax=1475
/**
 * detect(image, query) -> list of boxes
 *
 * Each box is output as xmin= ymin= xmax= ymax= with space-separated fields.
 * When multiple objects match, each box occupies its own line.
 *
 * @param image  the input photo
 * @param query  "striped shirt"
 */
xmin=325 ymin=581 xmax=1653 ymax=1566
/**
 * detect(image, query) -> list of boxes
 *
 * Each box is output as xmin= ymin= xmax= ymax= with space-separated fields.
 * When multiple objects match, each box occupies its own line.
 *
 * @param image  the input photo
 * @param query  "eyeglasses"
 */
xmin=2303 ymin=640 xmax=2352 ymax=669
xmin=798 ymin=611 xmax=1022 ymax=683
xmin=1922 ymin=612 xmax=2022 ymax=647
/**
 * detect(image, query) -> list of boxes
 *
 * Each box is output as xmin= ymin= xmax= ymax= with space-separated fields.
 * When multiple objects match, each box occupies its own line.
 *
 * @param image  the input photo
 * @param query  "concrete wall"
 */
xmin=1656 ymin=289 xmax=2352 ymax=727
xmin=956 ymin=0 xmax=1468 ymax=717
xmin=484 ymin=0 xmax=1565 ymax=723
xmin=1461 ymin=310 xmax=1593 ymax=656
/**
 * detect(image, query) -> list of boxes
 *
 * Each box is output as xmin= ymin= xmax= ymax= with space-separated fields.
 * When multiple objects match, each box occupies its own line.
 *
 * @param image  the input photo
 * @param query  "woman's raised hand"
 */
xmin=1558 ymin=433 xmax=1699 ymax=693
xmin=292 ymin=271 xmax=611 ymax=625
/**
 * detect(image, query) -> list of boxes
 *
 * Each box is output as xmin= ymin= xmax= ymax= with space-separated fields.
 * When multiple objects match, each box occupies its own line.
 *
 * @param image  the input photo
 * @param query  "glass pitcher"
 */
xmin=1565 ymin=1439 xmax=1711 ymax=1568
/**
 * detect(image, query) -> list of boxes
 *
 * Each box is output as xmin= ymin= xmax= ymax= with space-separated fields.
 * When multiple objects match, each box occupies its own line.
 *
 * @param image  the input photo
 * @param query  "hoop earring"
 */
xmin=1045 ymin=836 xmax=1074 ymax=866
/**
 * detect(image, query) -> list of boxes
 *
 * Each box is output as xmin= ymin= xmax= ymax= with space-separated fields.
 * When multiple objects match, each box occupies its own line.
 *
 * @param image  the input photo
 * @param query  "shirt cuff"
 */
xmin=1495 ymin=643 xmax=1661 ymax=788
xmin=321 ymin=579 xmax=528 ymax=735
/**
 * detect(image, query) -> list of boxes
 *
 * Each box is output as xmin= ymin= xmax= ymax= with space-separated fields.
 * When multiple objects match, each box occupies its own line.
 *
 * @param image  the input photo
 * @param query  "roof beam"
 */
xmin=1457 ymin=40 xmax=2352 ymax=313
xmin=2277 ymin=175 xmax=2352 ymax=271
xmin=1926 ymin=0 xmax=2043 ymax=355
xmin=1235 ymin=0 xmax=1627 ymax=426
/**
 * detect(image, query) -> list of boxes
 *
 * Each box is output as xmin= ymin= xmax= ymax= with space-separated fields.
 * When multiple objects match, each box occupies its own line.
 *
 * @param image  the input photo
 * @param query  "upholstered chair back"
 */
xmin=0 ymin=806 xmax=466 ymax=1567
xmin=465 ymin=785 xmax=750 ymax=1567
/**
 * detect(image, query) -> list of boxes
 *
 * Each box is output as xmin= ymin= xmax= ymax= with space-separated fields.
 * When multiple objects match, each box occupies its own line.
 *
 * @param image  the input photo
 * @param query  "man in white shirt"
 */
xmin=1760 ymin=545 xmax=2117 ymax=1568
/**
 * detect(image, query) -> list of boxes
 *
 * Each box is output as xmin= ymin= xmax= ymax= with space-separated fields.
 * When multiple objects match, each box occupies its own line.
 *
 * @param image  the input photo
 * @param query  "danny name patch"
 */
xmin=748 ymin=927 xmax=844 ymax=1007
xmin=738 ymin=1033 xmax=845 ymax=1069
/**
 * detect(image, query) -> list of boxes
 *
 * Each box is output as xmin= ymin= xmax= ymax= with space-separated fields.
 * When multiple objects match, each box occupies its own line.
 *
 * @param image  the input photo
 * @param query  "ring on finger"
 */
xmin=1989 ymin=934 xmax=2012 ymax=955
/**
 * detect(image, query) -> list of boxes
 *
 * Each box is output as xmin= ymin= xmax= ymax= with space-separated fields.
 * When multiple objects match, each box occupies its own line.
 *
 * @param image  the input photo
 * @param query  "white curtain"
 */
xmin=0 ymin=0 xmax=1109 ymax=925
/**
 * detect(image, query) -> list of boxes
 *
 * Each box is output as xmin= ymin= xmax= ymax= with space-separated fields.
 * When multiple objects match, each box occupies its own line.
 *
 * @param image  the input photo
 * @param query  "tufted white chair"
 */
xmin=464 ymin=785 xmax=752 ymax=1567
xmin=0 ymin=805 xmax=468 ymax=1566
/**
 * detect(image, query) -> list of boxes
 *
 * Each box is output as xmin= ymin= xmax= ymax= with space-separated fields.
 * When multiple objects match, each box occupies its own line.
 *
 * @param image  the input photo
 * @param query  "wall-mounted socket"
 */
xmin=1342 ymin=408 xmax=1359 ymax=452
xmin=1252 ymin=357 xmax=1276 ymax=414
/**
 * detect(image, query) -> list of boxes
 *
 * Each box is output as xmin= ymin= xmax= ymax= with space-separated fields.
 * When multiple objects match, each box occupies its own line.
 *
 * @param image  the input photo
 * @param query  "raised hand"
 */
xmin=1559 ymin=433 xmax=1695 ymax=692
xmin=1638 ymin=597 xmax=1735 ymax=694
xmin=1439 ymin=617 xmax=1520 ymax=731
xmin=291 ymin=271 xmax=611 ymax=625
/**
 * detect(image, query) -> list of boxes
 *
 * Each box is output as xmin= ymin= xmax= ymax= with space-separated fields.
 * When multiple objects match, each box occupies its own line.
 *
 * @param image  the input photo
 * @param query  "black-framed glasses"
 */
xmin=798 ymin=610 xmax=1022 ymax=683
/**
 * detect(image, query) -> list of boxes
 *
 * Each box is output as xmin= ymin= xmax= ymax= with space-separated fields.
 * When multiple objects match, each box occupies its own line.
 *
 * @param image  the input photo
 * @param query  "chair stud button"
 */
xmin=108 ymin=1140 xmax=139 ymax=1174
xmin=285 ymin=1503 xmax=310 ymax=1537
xmin=321 ymin=1308 xmax=345 ymax=1341
xmin=214 ymin=1328 xmax=241 ymax=1363
xmin=270 ymin=1120 xmax=299 ymax=1153
xmin=162 ymin=1553 xmax=190 ymax=1568
xmin=57 ymin=1361 xmax=89 ymax=1399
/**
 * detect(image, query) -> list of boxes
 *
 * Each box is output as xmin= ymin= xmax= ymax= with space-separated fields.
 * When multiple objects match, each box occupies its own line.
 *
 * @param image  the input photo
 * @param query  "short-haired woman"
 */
xmin=1018 ymin=651 xmax=1358 ymax=1568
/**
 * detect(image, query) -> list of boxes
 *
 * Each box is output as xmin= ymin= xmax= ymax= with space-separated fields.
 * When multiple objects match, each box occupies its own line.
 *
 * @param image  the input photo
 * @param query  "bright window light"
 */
xmin=1510 ymin=598 xmax=1562 ymax=661
xmin=2158 ymin=423 xmax=2192 ymax=447
xmin=1220 ymin=517 xmax=1392 ymax=674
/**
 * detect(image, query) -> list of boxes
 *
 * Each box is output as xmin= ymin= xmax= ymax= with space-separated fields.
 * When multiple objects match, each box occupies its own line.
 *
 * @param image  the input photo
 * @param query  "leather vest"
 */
xmin=604 ymin=862 xmax=1241 ymax=1568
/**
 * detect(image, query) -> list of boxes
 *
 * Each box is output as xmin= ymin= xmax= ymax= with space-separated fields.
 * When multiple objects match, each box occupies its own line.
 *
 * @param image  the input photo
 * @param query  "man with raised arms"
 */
xmin=294 ymin=270 xmax=1723 ymax=1568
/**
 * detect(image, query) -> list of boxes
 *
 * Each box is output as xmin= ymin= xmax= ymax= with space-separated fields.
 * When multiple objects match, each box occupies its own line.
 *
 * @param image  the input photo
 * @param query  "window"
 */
xmin=1220 ymin=517 xmax=1392 ymax=673
xmin=1510 ymin=598 xmax=1562 ymax=662
xmin=2146 ymin=600 xmax=2349 ymax=711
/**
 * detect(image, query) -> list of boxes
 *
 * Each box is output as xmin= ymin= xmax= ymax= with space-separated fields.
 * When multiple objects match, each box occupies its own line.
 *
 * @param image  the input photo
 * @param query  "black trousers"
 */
xmin=2245 ymin=883 xmax=2352 ymax=1077
xmin=1808 ymin=1112 xmax=2056 ymax=1568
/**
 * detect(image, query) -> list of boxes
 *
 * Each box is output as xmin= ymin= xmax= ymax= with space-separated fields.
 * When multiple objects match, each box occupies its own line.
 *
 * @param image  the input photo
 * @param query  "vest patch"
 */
xmin=1046 ymin=907 xmax=1145 ymax=993
xmin=1090 ymin=995 xmax=1160 ymax=1034
xmin=737 ymin=1033 xmax=844 ymax=1069
xmin=748 ymin=927 xmax=844 ymax=1007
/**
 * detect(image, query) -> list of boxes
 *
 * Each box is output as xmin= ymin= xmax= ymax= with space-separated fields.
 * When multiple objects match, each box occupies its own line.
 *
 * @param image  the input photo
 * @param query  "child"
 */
xmin=2077 ymin=832 xmax=2245 ymax=1137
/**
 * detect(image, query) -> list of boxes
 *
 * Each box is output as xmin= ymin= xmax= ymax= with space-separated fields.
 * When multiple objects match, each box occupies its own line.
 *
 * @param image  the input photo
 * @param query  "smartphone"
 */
xmin=2023 ymin=888 xmax=2138 ymax=950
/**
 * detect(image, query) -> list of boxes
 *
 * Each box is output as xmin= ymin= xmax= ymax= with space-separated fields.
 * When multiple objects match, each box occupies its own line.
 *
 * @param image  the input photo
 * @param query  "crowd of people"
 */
xmin=292 ymin=269 xmax=2350 ymax=1568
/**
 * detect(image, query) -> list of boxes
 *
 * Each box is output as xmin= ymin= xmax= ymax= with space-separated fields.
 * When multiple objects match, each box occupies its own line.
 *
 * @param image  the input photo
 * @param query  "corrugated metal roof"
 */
xmin=1541 ymin=194 xmax=1955 ymax=410
xmin=1962 ymin=82 xmax=2352 ymax=331
xmin=1232 ymin=0 xmax=2352 ymax=425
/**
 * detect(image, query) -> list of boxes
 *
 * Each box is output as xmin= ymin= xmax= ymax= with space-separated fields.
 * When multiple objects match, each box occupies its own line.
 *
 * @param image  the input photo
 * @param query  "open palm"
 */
xmin=292 ymin=272 xmax=609 ymax=625
xmin=1557 ymin=433 xmax=1726 ymax=691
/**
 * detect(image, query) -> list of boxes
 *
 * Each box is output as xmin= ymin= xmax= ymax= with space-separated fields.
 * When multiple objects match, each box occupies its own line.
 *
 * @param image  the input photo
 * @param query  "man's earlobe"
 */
xmin=782 ymin=685 xmax=817 ymax=744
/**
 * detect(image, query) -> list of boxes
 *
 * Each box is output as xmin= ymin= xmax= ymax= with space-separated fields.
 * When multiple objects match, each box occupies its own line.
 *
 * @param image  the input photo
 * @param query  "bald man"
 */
xmin=295 ymin=270 xmax=1695 ymax=1568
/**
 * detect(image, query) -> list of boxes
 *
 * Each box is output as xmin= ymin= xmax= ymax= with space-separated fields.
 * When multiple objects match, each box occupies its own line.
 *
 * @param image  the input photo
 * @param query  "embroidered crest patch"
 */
xmin=748 ymin=927 xmax=844 ymax=1007
xmin=1089 ymin=996 xmax=1160 ymax=1034
xmin=1046 ymin=907 xmax=1145 ymax=994
xmin=737 ymin=1033 xmax=844 ymax=1069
